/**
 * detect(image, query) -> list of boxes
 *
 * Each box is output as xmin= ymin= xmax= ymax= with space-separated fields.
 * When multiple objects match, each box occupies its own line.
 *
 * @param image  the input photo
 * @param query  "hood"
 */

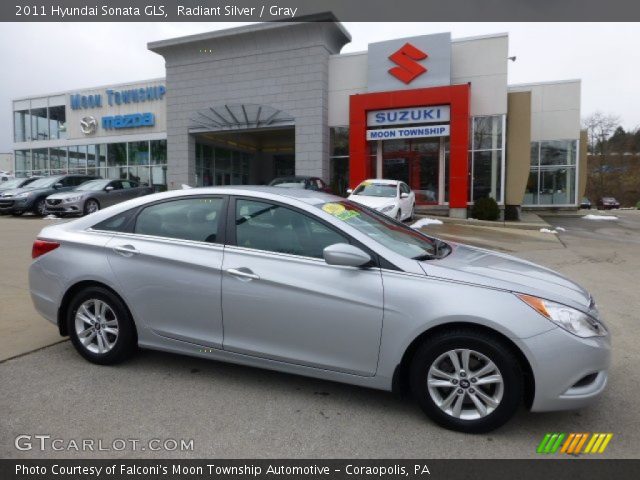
xmin=0 ymin=187 xmax=30 ymax=198
xmin=348 ymin=195 xmax=397 ymax=210
xmin=421 ymin=242 xmax=592 ymax=311
xmin=47 ymin=190 xmax=85 ymax=200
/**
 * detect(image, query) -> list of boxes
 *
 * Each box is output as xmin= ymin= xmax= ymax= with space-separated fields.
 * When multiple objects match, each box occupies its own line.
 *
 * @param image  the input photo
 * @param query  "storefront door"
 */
xmin=380 ymin=137 xmax=444 ymax=205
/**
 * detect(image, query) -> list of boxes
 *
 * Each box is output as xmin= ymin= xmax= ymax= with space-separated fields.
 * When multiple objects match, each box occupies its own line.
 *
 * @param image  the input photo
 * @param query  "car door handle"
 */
xmin=226 ymin=268 xmax=260 ymax=280
xmin=113 ymin=245 xmax=139 ymax=257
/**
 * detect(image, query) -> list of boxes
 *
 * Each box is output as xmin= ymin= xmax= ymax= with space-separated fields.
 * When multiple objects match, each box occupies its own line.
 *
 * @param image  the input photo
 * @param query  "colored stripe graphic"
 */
xmin=539 ymin=433 xmax=613 ymax=454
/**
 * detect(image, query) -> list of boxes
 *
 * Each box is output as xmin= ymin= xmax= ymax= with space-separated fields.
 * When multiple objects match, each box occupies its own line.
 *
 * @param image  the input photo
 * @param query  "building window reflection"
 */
xmin=524 ymin=139 xmax=577 ymax=206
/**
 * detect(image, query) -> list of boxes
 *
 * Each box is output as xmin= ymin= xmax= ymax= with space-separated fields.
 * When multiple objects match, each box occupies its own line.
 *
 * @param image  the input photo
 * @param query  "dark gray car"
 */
xmin=46 ymin=179 xmax=154 ymax=216
xmin=0 ymin=174 xmax=98 ymax=216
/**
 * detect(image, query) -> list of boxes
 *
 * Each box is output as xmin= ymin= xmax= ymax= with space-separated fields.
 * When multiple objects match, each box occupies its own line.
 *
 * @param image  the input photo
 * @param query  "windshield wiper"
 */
xmin=412 ymin=253 xmax=436 ymax=261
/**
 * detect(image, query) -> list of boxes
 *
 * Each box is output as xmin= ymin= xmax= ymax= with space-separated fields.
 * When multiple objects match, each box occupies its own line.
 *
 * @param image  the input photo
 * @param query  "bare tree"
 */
xmin=582 ymin=112 xmax=620 ymax=198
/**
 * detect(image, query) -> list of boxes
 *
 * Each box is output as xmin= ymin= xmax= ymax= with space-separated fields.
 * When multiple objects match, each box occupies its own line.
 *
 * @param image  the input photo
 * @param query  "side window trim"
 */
xmin=226 ymin=195 xmax=381 ymax=267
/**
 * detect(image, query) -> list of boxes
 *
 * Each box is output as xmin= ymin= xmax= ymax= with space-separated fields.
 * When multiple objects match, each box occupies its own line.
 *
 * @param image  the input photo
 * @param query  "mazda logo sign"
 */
xmin=80 ymin=116 xmax=97 ymax=135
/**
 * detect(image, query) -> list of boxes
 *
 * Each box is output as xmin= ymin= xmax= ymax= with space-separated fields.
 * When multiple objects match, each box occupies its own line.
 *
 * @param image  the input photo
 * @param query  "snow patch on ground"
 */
xmin=411 ymin=217 xmax=444 ymax=229
xmin=582 ymin=214 xmax=618 ymax=221
xmin=43 ymin=215 xmax=61 ymax=220
xmin=539 ymin=228 xmax=558 ymax=234
xmin=556 ymin=227 xmax=566 ymax=232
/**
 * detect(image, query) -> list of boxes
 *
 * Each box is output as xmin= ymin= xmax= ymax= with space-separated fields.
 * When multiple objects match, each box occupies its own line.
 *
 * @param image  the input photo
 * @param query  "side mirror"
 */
xmin=53 ymin=182 xmax=63 ymax=189
xmin=323 ymin=243 xmax=371 ymax=268
xmin=105 ymin=186 xmax=114 ymax=192
xmin=346 ymin=188 xmax=353 ymax=194
xmin=400 ymin=192 xmax=409 ymax=199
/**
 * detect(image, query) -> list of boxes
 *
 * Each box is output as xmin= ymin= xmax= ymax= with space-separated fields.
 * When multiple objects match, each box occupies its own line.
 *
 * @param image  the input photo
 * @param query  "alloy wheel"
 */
xmin=86 ymin=200 xmax=99 ymax=214
xmin=74 ymin=299 xmax=119 ymax=354
xmin=36 ymin=199 xmax=46 ymax=216
xmin=427 ymin=348 xmax=504 ymax=420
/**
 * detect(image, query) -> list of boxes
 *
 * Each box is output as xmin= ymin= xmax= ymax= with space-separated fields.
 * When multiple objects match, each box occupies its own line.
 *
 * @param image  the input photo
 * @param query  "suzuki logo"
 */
xmin=388 ymin=43 xmax=428 ymax=84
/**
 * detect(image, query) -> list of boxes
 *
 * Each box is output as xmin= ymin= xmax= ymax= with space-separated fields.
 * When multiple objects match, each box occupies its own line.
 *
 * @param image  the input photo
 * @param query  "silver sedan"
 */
xmin=28 ymin=187 xmax=610 ymax=432
xmin=45 ymin=179 xmax=153 ymax=216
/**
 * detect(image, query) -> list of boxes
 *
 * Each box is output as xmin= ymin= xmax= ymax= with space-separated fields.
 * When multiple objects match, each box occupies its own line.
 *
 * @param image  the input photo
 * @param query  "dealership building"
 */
xmin=11 ymin=15 xmax=586 ymax=217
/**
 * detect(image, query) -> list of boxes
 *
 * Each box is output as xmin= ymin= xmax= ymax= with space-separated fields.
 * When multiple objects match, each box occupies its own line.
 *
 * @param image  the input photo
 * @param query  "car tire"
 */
xmin=34 ymin=198 xmax=46 ymax=216
xmin=11 ymin=211 xmax=23 ymax=217
xmin=409 ymin=328 xmax=523 ymax=433
xmin=66 ymin=286 xmax=137 ymax=365
xmin=84 ymin=199 xmax=100 ymax=215
xmin=396 ymin=209 xmax=403 ymax=221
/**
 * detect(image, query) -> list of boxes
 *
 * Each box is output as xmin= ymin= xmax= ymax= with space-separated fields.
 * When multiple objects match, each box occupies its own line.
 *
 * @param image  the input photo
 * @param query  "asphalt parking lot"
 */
xmin=1 ymin=211 xmax=639 ymax=458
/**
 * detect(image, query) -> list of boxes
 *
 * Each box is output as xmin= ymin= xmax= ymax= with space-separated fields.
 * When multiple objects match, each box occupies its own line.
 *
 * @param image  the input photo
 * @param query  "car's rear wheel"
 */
xmin=34 ymin=198 xmax=46 ymax=216
xmin=66 ymin=287 xmax=137 ymax=365
xmin=84 ymin=199 xmax=100 ymax=215
xmin=396 ymin=209 xmax=402 ymax=221
xmin=410 ymin=328 xmax=523 ymax=433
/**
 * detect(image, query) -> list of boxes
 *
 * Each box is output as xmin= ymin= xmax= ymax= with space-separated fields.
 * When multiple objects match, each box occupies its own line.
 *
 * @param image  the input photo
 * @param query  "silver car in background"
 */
xmin=28 ymin=187 xmax=610 ymax=433
xmin=45 ymin=179 xmax=153 ymax=216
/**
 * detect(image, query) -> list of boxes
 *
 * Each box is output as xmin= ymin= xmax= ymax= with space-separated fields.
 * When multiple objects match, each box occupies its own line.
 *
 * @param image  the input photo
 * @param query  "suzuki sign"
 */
xmin=367 ymin=105 xmax=450 ymax=126
xmin=367 ymin=33 xmax=451 ymax=92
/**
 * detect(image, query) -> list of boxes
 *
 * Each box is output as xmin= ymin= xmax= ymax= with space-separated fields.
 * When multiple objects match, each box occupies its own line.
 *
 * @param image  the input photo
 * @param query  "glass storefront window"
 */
xmin=330 ymin=127 xmax=349 ymax=157
xmin=107 ymin=143 xmax=127 ymax=179
xmin=68 ymin=145 xmax=87 ymax=173
xmin=49 ymin=147 xmax=67 ymax=175
xmin=15 ymin=150 xmax=31 ymax=172
xmin=151 ymin=140 xmax=167 ymax=163
xmin=472 ymin=150 xmax=502 ymax=202
xmin=151 ymin=165 xmax=167 ymax=191
xmin=48 ymin=105 xmax=67 ymax=140
xmin=473 ymin=116 xmax=502 ymax=151
xmin=127 ymin=167 xmax=151 ymax=186
xmin=330 ymin=157 xmax=349 ymax=196
xmin=525 ymin=140 xmax=578 ymax=205
xmin=540 ymin=140 xmax=577 ymax=166
xmin=31 ymin=149 xmax=48 ymax=175
xmin=31 ymin=108 xmax=48 ymax=141
xmin=14 ymin=110 xmax=30 ymax=142
xmin=128 ymin=141 xmax=150 ymax=166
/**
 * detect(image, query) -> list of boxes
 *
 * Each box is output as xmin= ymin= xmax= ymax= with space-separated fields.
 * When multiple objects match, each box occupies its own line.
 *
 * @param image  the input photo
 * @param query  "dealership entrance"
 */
xmin=370 ymin=137 xmax=448 ymax=205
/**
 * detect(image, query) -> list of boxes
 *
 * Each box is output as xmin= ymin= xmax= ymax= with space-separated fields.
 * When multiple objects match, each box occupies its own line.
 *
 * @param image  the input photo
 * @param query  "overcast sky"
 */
xmin=1 ymin=22 xmax=638 ymax=153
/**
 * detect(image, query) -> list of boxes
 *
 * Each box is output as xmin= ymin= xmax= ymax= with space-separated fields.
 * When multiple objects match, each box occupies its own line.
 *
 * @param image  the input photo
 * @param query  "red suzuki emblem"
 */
xmin=388 ymin=43 xmax=428 ymax=84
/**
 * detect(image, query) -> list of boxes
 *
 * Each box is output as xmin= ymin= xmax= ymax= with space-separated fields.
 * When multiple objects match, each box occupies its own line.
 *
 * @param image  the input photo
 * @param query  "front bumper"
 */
xmin=45 ymin=198 xmax=83 ymax=216
xmin=521 ymin=327 xmax=611 ymax=412
xmin=0 ymin=196 xmax=34 ymax=214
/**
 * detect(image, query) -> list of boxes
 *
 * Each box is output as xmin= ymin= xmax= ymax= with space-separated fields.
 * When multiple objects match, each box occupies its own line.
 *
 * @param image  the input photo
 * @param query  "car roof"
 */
xmin=184 ymin=185 xmax=339 ymax=205
xmin=359 ymin=179 xmax=399 ymax=185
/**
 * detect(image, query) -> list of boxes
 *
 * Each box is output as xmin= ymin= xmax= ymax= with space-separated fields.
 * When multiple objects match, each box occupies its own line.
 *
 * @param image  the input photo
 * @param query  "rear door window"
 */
xmin=134 ymin=197 xmax=225 ymax=244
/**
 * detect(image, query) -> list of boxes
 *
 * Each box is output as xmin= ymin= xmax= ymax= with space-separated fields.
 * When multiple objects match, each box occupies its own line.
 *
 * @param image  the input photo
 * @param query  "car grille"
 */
xmin=46 ymin=199 xmax=62 ymax=206
xmin=0 ymin=199 xmax=14 ymax=208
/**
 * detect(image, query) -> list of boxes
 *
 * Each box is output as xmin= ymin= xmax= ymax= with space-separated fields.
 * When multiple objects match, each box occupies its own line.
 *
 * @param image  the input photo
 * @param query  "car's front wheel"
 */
xmin=66 ymin=286 xmax=137 ymax=365
xmin=410 ymin=328 xmax=523 ymax=433
xmin=84 ymin=199 xmax=100 ymax=215
xmin=34 ymin=198 xmax=46 ymax=216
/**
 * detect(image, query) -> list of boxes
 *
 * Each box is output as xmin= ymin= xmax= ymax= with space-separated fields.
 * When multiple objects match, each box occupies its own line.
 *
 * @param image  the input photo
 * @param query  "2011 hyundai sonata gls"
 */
xmin=29 ymin=187 xmax=610 ymax=433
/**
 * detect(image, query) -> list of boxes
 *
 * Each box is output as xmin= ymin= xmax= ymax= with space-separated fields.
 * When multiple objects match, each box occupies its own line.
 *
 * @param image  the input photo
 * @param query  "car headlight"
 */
xmin=15 ymin=192 xmax=31 ymax=198
xmin=517 ymin=294 xmax=607 ymax=338
xmin=64 ymin=196 xmax=82 ymax=203
xmin=379 ymin=205 xmax=395 ymax=213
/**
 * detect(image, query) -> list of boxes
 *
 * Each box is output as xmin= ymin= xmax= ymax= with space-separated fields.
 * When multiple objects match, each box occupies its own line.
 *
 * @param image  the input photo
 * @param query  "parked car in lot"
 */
xmin=0 ymin=174 xmax=98 ymax=216
xmin=46 ymin=179 xmax=153 ymax=217
xmin=597 ymin=197 xmax=620 ymax=210
xmin=269 ymin=176 xmax=331 ymax=193
xmin=580 ymin=197 xmax=592 ymax=209
xmin=29 ymin=187 xmax=610 ymax=433
xmin=347 ymin=179 xmax=415 ymax=221
xmin=0 ymin=176 xmax=40 ymax=193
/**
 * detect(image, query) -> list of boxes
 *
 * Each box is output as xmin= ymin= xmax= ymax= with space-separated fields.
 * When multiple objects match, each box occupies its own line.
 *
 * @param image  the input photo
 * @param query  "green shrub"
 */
xmin=636 ymin=200 xmax=640 ymax=210
xmin=472 ymin=197 xmax=500 ymax=221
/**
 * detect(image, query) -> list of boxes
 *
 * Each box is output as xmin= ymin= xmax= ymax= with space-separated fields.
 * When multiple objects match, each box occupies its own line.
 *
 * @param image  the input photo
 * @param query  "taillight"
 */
xmin=32 ymin=239 xmax=60 ymax=259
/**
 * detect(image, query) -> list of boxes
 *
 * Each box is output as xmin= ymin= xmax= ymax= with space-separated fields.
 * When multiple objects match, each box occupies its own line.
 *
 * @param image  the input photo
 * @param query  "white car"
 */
xmin=347 ymin=179 xmax=415 ymax=221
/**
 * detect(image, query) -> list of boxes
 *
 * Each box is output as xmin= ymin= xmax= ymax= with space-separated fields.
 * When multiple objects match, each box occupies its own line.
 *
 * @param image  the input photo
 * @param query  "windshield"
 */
xmin=317 ymin=201 xmax=446 ymax=260
xmin=76 ymin=180 xmax=109 ymax=191
xmin=0 ymin=178 xmax=23 ymax=189
xmin=24 ymin=177 xmax=61 ymax=189
xmin=352 ymin=182 xmax=397 ymax=198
